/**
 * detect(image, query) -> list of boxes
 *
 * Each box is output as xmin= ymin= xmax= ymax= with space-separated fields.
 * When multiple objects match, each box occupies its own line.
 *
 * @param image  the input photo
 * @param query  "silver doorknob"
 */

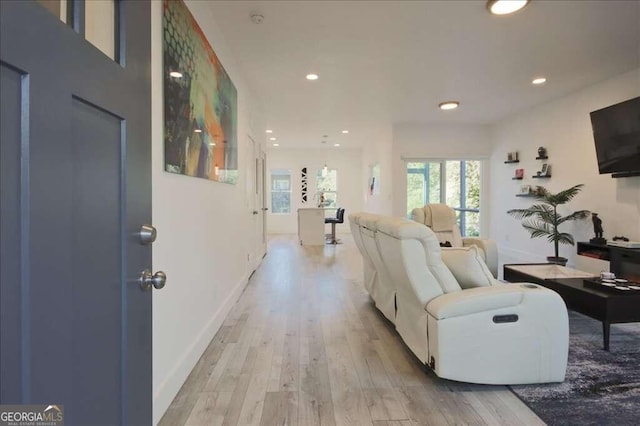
xmin=139 ymin=269 xmax=167 ymax=290
xmin=253 ymin=210 xmax=259 ymax=215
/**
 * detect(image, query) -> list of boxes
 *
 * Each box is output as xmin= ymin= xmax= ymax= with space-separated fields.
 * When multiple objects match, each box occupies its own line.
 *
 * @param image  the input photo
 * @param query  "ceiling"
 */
xmin=207 ymin=1 xmax=640 ymax=148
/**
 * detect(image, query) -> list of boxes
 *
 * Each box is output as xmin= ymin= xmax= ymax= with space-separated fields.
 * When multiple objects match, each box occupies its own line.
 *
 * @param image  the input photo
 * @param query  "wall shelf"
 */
xmin=504 ymin=160 xmax=520 ymax=164
xmin=535 ymin=156 xmax=548 ymax=160
xmin=515 ymin=193 xmax=537 ymax=197
xmin=512 ymin=177 xmax=523 ymax=180
xmin=532 ymin=175 xmax=551 ymax=179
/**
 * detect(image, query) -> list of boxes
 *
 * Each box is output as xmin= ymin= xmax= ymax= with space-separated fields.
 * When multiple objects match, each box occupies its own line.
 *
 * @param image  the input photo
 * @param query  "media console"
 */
xmin=577 ymin=242 xmax=640 ymax=282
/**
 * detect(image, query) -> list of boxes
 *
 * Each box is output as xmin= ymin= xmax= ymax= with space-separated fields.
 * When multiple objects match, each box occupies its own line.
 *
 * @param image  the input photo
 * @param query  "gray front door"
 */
xmin=1 ymin=1 xmax=152 ymax=424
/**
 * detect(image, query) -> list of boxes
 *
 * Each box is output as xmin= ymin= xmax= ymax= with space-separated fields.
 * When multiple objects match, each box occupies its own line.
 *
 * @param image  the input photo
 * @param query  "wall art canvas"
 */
xmin=163 ymin=0 xmax=238 ymax=184
xmin=369 ymin=163 xmax=381 ymax=196
xmin=301 ymin=167 xmax=308 ymax=204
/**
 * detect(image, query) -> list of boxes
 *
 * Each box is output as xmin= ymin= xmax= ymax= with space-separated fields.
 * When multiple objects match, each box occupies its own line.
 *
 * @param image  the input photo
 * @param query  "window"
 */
xmin=316 ymin=168 xmax=338 ymax=210
xmin=406 ymin=160 xmax=481 ymax=236
xmin=270 ymin=169 xmax=291 ymax=214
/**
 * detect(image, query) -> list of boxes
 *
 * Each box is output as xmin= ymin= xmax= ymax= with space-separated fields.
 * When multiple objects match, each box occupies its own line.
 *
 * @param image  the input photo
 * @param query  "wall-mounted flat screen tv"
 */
xmin=590 ymin=96 xmax=640 ymax=176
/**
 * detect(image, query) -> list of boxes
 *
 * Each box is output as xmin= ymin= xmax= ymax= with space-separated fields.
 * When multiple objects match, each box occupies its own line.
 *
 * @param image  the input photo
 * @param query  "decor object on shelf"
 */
xmin=163 ymin=0 xmax=238 ymax=184
xmin=537 ymin=146 xmax=548 ymax=159
xmin=507 ymin=151 xmax=519 ymax=162
xmin=590 ymin=212 xmax=606 ymax=244
xmin=533 ymin=163 xmax=551 ymax=178
xmin=540 ymin=163 xmax=550 ymax=176
xmin=519 ymin=184 xmax=531 ymax=195
xmin=515 ymin=168 xmax=524 ymax=179
xmin=507 ymin=184 xmax=590 ymax=266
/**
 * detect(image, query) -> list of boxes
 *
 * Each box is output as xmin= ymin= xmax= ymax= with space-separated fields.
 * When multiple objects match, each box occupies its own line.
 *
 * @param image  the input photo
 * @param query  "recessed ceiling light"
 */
xmin=532 ymin=77 xmax=547 ymax=85
xmin=265 ymin=129 xmax=273 ymax=133
xmin=194 ymin=129 xmax=202 ymax=133
xmin=486 ymin=0 xmax=529 ymax=16
xmin=269 ymin=137 xmax=277 ymax=141
xmin=438 ymin=101 xmax=460 ymax=110
xmin=334 ymin=143 xmax=340 ymax=147
xmin=169 ymin=71 xmax=183 ymax=78
xmin=273 ymin=143 xmax=279 ymax=147
xmin=306 ymin=73 xmax=319 ymax=81
xmin=341 ymin=130 xmax=349 ymax=134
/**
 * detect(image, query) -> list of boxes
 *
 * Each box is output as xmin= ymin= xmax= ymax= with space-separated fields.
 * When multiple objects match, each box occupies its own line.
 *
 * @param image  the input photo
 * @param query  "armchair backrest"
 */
xmin=410 ymin=204 xmax=463 ymax=247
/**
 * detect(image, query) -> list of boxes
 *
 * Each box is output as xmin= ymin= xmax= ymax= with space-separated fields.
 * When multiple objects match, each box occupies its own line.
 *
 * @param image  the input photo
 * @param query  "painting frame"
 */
xmin=162 ymin=0 xmax=238 ymax=184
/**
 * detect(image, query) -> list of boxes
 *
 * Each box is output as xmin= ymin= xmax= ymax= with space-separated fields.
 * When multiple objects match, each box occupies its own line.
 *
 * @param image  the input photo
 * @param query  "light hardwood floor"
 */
xmin=159 ymin=235 xmax=545 ymax=426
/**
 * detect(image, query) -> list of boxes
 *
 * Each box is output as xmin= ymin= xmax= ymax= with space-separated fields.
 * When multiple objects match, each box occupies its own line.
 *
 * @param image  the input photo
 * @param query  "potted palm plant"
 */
xmin=507 ymin=184 xmax=590 ymax=266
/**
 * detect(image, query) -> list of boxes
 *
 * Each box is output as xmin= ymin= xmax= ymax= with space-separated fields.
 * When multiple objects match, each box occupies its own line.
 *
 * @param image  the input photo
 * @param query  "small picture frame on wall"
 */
xmin=520 ymin=185 xmax=531 ymax=195
xmin=515 ymin=168 xmax=524 ymax=178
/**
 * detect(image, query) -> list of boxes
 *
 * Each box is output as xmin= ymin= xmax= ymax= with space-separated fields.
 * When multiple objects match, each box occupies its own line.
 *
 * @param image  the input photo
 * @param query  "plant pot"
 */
xmin=546 ymin=256 xmax=568 ymax=266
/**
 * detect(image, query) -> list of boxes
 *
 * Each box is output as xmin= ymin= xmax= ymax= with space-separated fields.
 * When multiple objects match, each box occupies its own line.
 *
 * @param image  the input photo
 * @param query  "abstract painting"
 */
xmin=301 ymin=167 xmax=308 ymax=204
xmin=163 ymin=0 xmax=238 ymax=183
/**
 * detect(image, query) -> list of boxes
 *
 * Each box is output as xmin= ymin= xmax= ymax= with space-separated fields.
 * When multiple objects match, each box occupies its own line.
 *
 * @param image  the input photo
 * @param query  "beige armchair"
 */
xmin=411 ymin=204 xmax=498 ymax=277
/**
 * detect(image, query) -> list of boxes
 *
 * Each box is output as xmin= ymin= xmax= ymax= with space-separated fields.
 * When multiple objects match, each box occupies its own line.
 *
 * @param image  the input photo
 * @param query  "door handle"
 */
xmin=139 ymin=269 xmax=167 ymax=290
xmin=138 ymin=224 xmax=157 ymax=245
xmin=261 ymin=207 xmax=269 ymax=211
xmin=253 ymin=211 xmax=259 ymax=215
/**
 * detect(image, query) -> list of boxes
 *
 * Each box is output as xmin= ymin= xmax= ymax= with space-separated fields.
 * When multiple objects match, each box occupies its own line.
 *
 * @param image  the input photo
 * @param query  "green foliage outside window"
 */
xmin=406 ymin=160 xmax=481 ymax=237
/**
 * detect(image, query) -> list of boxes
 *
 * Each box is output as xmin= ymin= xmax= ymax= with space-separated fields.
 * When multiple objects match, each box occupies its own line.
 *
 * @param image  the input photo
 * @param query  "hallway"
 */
xmin=159 ymin=235 xmax=543 ymax=426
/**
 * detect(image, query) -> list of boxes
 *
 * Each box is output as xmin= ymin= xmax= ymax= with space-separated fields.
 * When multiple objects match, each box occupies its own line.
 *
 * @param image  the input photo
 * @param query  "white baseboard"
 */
xmin=152 ymin=271 xmax=251 ymax=424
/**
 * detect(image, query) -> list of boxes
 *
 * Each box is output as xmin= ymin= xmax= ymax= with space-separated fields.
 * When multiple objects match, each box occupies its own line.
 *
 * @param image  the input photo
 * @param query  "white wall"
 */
xmin=266 ymin=148 xmax=364 ymax=234
xmin=391 ymin=123 xmax=493 ymax=233
xmin=490 ymin=69 xmax=640 ymax=274
xmin=361 ymin=128 xmax=394 ymax=215
xmin=151 ymin=1 xmax=265 ymax=423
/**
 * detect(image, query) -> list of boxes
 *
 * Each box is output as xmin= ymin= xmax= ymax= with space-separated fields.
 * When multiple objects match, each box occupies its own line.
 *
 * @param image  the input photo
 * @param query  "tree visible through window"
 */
xmin=271 ymin=169 xmax=291 ymax=214
xmin=406 ymin=160 xmax=481 ymax=236
xmin=316 ymin=168 xmax=337 ymax=211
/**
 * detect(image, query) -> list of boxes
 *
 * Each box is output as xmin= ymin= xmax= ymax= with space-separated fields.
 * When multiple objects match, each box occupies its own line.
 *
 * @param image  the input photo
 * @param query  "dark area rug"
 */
xmin=510 ymin=311 xmax=640 ymax=426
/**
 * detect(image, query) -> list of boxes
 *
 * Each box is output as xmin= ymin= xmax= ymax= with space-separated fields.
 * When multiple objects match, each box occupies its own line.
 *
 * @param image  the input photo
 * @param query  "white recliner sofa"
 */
xmin=411 ymin=204 xmax=499 ymax=277
xmin=351 ymin=212 xmax=569 ymax=385
xmin=348 ymin=213 xmax=396 ymax=322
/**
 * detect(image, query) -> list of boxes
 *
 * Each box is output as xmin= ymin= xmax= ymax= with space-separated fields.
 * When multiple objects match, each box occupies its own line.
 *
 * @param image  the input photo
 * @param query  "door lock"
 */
xmin=139 ymin=269 xmax=167 ymax=290
xmin=138 ymin=224 xmax=157 ymax=245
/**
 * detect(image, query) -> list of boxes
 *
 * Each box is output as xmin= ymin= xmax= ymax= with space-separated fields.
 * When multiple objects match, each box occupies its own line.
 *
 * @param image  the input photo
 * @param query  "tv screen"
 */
xmin=590 ymin=96 xmax=640 ymax=175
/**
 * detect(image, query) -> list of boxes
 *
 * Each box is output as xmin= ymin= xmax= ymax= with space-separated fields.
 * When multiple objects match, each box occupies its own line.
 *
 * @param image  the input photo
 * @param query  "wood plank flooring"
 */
xmin=159 ymin=235 xmax=545 ymax=426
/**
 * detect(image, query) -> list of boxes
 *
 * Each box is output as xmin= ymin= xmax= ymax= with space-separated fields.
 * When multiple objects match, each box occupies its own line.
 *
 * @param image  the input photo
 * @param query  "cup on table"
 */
xmin=600 ymin=271 xmax=615 ymax=280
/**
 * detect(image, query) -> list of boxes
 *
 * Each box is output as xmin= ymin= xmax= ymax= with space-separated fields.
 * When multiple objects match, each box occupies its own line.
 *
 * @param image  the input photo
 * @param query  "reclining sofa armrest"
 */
xmin=462 ymin=237 xmax=498 ymax=278
xmin=426 ymin=285 xmax=547 ymax=320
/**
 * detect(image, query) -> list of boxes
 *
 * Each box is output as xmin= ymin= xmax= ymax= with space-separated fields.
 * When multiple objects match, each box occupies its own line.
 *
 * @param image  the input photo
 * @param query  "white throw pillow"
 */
xmin=441 ymin=246 xmax=495 ymax=289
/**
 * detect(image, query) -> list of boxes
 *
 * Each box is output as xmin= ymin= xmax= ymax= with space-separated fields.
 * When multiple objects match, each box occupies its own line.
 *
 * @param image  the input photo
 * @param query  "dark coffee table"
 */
xmin=504 ymin=263 xmax=640 ymax=351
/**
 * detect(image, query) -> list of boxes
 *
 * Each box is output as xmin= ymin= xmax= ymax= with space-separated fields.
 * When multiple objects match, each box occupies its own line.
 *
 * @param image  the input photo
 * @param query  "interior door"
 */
xmin=259 ymin=149 xmax=267 ymax=259
xmin=0 ymin=1 xmax=153 ymax=425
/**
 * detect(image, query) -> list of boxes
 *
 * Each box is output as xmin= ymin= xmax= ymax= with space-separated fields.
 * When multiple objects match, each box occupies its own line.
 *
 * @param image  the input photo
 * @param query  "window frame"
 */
xmin=315 ymin=168 xmax=338 ymax=212
xmin=405 ymin=158 xmax=483 ymax=237
xmin=270 ymin=169 xmax=292 ymax=215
